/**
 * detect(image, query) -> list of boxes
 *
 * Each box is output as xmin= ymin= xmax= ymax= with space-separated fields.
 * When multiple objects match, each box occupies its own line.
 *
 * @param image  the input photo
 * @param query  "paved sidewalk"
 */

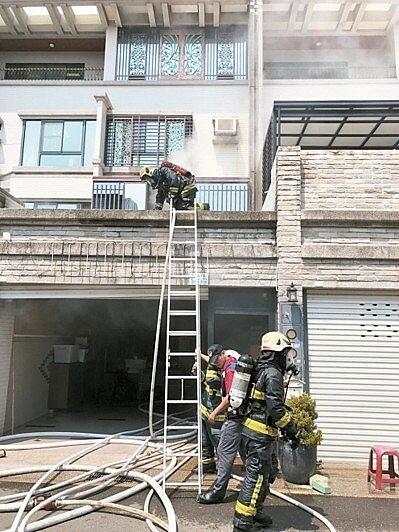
xmin=0 ymin=439 xmax=397 ymax=531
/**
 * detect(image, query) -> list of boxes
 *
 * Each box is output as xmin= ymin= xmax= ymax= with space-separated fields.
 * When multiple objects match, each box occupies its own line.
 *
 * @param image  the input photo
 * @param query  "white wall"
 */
xmin=10 ymin=173 xmax=93 ymax=201
xmin=3 ymin=336 xmax=71 ymax=432
xmin=0 ymin=83 xmax=250 ymax=187
xmin=0 ymin=302 xmax=14 ymax=434
xmin=0 ymin=51 xmax=104 ymax=70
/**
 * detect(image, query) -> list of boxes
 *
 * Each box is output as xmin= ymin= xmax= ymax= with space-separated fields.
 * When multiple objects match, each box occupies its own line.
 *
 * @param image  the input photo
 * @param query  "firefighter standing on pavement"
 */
xmin=233 ymin=332 xmax=300 ymax=531
xmin=198 ymin=344 xmax=226 ymax=473
xmin=197 ymin=349 xmax=241 ymax=504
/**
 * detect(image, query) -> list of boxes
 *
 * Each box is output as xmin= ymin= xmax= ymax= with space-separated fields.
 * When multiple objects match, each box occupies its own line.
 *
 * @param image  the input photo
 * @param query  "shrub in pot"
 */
xmin=279 ymin=392 xmax=323 ymax=485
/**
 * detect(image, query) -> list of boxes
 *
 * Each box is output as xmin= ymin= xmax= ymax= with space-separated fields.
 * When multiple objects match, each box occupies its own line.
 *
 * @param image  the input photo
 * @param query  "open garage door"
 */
xmin=2 ymin=297 xmax=207 ymax=436
xmin=0 ymin=302 xmax=14 ymax=433
xmin=306 ymin=291 xmax=399 ymax=463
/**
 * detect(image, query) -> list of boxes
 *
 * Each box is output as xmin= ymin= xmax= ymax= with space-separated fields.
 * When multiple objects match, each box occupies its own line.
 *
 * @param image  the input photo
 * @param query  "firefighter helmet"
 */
xmin=207 ymin=343 xmax=224 ymax=365
xmin=139 ymin=166 xmax=154 ymax=180
xmin=260 ymin=331 xmax=291 ymax=352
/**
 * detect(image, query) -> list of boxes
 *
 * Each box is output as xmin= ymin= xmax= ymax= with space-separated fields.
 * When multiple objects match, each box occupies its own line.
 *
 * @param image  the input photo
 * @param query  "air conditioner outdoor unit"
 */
xmin=213 ymin=117 xmax=238 ymax=136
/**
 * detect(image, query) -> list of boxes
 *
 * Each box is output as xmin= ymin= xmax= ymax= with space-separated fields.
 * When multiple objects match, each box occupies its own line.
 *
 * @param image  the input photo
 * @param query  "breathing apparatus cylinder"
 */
xmin=229 ymin=354 xmax=255 ymax=409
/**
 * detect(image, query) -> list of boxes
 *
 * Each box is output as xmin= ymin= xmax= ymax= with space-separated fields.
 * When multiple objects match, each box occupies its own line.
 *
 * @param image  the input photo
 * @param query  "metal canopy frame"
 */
xmin=262 ymin=100 xmax=399 ymax=195
xmin=275 ymin=100 xmax=399 ymax=150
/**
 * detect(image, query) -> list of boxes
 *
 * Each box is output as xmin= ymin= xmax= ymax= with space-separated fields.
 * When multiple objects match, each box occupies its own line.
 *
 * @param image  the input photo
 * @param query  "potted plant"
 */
xmin=279 ymin=392 xmax=323 ymax=485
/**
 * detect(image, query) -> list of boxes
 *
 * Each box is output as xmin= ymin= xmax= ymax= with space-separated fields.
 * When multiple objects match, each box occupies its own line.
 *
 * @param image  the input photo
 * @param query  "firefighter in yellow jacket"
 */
xmin=233 ymin=332 xmax=300 ymax=531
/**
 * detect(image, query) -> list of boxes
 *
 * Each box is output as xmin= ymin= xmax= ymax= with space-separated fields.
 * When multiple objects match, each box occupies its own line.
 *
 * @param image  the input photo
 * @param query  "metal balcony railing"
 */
xmin=92 ymin=183 xmax=125 ymax=210
xmin=264 ymin=63 xmax=396 ymax=80
xmin=92 ymin=181 xmax=249 ymax=212
xmin=1 ymin=65 xmax=104 ymax=81
xmin=198 ymin=183 xmax=249 ymax=211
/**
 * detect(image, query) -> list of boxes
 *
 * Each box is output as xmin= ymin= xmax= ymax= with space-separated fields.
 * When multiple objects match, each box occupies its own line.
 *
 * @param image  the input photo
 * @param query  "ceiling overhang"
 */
xmin=0 ymin=1 xmax=398 ymax=37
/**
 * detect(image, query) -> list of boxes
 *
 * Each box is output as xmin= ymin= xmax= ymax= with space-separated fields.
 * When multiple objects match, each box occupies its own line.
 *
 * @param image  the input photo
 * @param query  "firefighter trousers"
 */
xmin=233 ymin=435 xmax=274 ymax=530
xmin=201 ymin=418 xmax=222 ymax=471
xmin=210 ymin=418 xmax=243 ymax=497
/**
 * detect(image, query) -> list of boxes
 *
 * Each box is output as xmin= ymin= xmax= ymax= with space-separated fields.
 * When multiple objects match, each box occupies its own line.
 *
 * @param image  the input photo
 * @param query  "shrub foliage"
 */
xmin=285 ymin=392 xmax=323 ymax=447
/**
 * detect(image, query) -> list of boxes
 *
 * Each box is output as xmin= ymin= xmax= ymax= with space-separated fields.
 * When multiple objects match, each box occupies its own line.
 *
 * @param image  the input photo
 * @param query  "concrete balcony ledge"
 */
xmin=302 ymin=210 xmax=399 ymax=226
xmin=0 ymin=209 xmax=277 ymax=228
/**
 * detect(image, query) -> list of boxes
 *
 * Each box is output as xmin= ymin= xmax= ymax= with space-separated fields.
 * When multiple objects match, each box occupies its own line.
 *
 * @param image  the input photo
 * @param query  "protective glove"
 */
xmin=282 ymin=421 xmax=301 ymax=449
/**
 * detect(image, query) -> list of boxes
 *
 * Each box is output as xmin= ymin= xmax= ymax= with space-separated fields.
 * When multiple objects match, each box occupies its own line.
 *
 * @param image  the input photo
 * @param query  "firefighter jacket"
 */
xmin=241 ymin=356 xmax=295 ymax=442
xmin=153 ymin=166 xmax=197 ymax=210
xmin=200 ymin=362 xmax=225 ymax=427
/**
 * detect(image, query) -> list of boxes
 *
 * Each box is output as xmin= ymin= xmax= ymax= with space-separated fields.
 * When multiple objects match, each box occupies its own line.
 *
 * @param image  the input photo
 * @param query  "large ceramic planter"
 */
xmin=279 ymin=440 xmax=317 ymax=485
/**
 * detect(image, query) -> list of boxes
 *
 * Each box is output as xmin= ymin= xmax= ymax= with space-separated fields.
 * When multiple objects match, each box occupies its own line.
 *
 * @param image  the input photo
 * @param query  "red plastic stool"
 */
xmin=367 ymin=445 xmax=399 ymax=491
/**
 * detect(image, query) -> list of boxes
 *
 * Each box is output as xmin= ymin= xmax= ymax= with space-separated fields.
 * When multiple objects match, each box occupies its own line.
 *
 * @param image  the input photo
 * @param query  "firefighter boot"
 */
xmin=254 ymin=507 xmax=273 ymax=526
xmin=233 ymin=513 xmax=269 ymax=531
xmin=197 ymin=202 xmax=210 ymax=210
xmin=197 ymin=488 xmax=225 ymax=504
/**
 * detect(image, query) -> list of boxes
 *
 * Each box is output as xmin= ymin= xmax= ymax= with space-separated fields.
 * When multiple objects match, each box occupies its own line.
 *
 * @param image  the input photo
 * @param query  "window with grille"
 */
xmin=105 ymin=115 xmax=193 ymax=167
xmin=116 ymin=27 xmax=247 ymax=81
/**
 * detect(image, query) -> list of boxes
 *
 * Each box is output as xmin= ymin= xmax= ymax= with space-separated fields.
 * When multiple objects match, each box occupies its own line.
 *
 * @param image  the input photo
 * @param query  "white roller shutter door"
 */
xmin=307 ymin=291 xmax=399 ymax=463
xmin=0 ymin=302 xmax=14 ymax=434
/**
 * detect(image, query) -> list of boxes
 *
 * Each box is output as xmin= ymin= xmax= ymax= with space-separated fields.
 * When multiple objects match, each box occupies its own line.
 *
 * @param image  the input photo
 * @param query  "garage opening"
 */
xmin=4 ymin=298 xmax=207 ymax=435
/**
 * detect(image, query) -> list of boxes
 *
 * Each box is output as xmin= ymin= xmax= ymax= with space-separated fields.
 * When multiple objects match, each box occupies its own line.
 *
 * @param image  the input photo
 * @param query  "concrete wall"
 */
xmin=0 ymin=83 xmax=249 ymax=189
xmin=0 ymin=301 xmax=14 ymax=433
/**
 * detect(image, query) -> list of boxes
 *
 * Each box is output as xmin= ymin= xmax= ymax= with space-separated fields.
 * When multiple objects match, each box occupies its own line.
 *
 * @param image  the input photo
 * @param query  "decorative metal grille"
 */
xmin=116 ymin=27 xmax=247 ymax=81
xmin=105 ymin=115 xmax=193 ymax=167
xmin=198 ymin=183 xmax=248 ymax=211
xmin=92 ymin=183 xmax=125 ymax=209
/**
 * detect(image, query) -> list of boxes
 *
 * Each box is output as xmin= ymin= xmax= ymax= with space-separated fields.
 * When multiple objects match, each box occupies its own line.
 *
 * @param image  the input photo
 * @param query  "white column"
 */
xmin=103 ymin=23 xmax=118 ymax=80
xmin=394 ymin=25 xmax=399 ymax=78
xmin=93 ymin=94 xmax=113 ymax=177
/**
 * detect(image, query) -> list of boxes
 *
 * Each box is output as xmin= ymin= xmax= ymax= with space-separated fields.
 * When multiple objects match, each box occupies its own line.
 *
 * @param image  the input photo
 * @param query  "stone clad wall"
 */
xmin=275 ymin=147 xmax=399 ymax=297
xmin=302 ymin=150 xmax=399 ymax=211
xmin=0 ymin=211 xmax=277 ymax=288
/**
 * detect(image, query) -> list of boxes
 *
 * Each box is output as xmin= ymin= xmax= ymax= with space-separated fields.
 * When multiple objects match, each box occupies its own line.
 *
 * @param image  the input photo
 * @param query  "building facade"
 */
xmin=0 ymin=1 xmax=398 ymax=463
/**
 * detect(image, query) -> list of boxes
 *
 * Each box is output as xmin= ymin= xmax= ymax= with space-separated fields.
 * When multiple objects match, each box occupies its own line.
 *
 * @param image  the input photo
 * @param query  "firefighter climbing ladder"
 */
xmin=161 ymin=205 xmax=202 ymax=492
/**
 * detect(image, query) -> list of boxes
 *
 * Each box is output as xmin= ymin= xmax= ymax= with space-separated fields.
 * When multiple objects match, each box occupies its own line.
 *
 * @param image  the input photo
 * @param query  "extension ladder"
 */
xmin=162 ymin=206 xmax=202 ymax=492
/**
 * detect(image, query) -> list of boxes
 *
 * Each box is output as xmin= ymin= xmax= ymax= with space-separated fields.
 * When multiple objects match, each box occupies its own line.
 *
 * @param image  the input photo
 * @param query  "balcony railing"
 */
xmin=92 ymin=181 xmax=249 ymax=212
xmin=198 ymin=183 xmax=248 ymax=211
xmin=264 ymin=63 xmax=397 ymax=80
xmin=1 ymin=65 xmax=104 ymax=81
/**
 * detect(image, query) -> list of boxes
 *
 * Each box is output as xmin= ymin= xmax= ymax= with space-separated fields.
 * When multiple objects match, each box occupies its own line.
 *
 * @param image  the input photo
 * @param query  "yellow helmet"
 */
xmin=260 ymin=331 xmax=291 ymax=352
xmin=139 ymin=166 xmax=154 ymax=180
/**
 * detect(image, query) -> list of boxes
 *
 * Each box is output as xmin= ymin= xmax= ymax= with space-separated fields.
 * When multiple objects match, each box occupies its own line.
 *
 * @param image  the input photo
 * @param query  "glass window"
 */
xmin=21 ymin=121 xmax=41 ymax=165
xmin=21 ymin=119 xmax=95 ymax=167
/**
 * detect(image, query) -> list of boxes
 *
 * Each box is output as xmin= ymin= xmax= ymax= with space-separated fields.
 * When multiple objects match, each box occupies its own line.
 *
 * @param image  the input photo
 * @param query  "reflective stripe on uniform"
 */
xmin=235 ymin=500 xmax=256 ymax=518
xmin=250 ymin=473 xmax=264 ymax=510
xmin=275 ymin=411 xmax=292 ymax=428
xmin=206 ymin=369 xmax=218 ymax=379
xmin=251 ymin=389 xmax=266 ymax=400
xmin=169 ymin=187 xmax=179 ymax=195
xmin=243 ymin=417 xmax=278 ymax=437
xmin=202 ymin=457 xmax=216 ymax=465
xmin=204 ymin=383 xmax=222 ymax=397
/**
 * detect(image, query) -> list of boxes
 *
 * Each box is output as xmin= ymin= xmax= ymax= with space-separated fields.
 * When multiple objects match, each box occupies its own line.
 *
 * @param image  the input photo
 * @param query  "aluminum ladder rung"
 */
xmin=169 ymin=310 xmax=196 ymax=315
xmin=169 ymin=352 xmax=196 ymax=357
xmin=169 ymin=330 xmax=196 ymax=336
xmin=173 ymin=240 xmax=195 ymax=245
xmin=174 ymin=225 xmax=195 ymax=229
xmin=169 ymin=290 xmax=196 ymax=296
xmin=167 ymin=375 xmax=196 ymax=380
